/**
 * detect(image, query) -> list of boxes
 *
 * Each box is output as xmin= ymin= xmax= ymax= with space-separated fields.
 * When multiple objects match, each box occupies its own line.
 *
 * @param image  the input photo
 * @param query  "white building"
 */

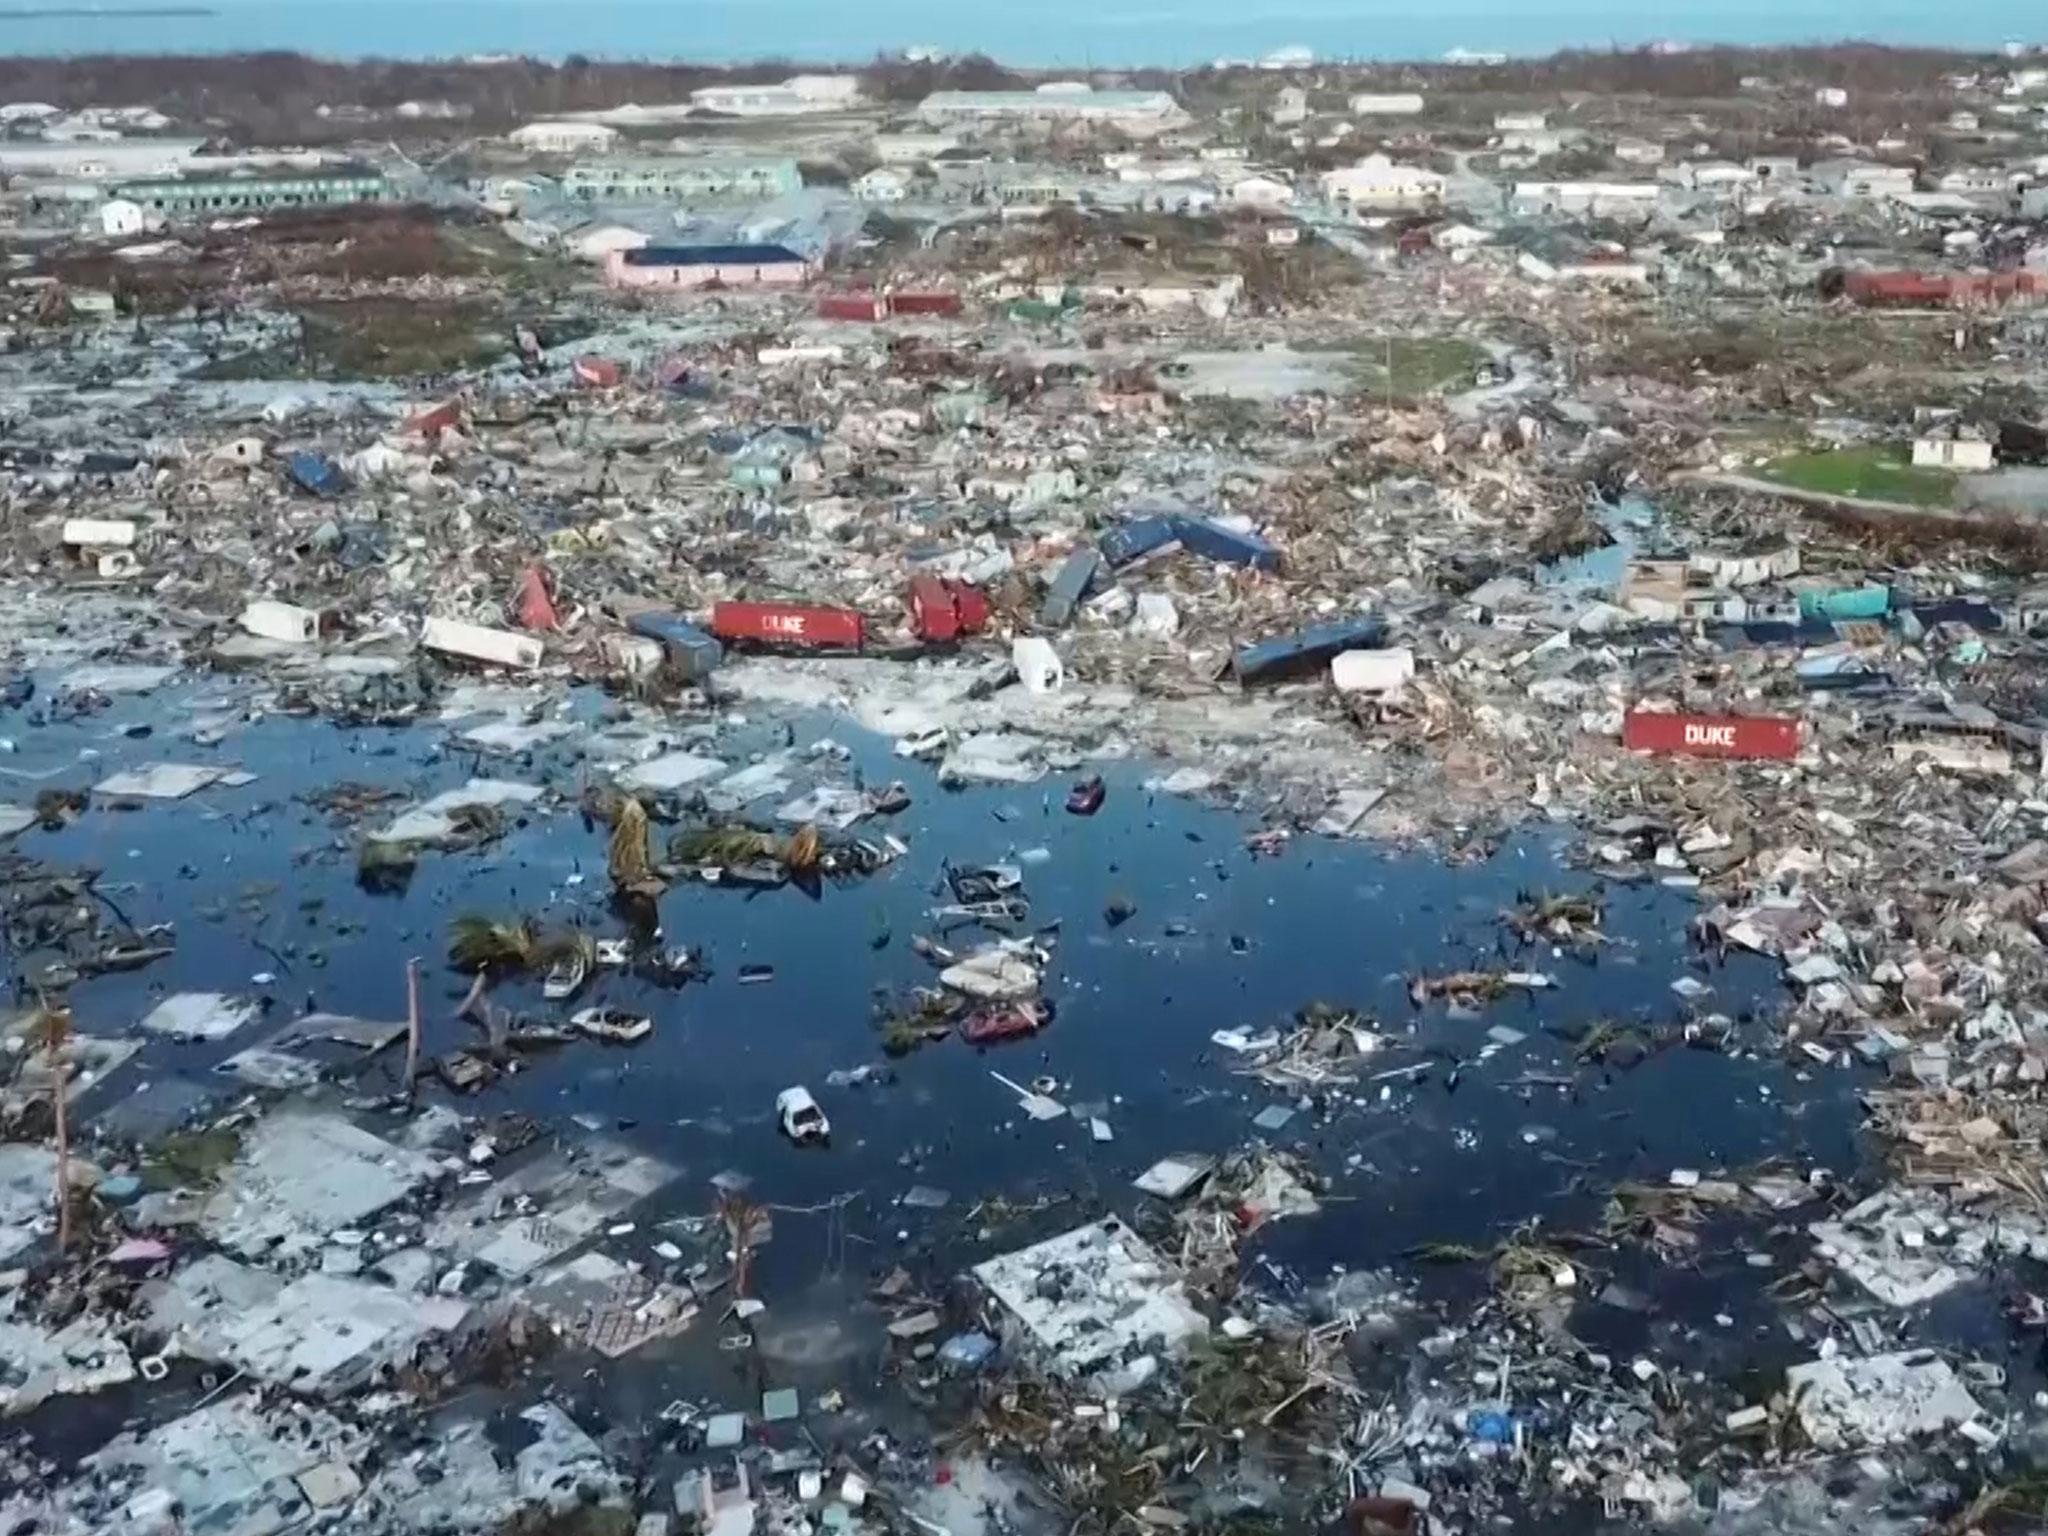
xmin=785 ymin=74 xmax=862 ymax=107
xmin=872 ymin=132 xmax=958 ymax=165
xmin=1225 ymin=172 xmax=1294 ymax=208
xmin=1512 ymin=180 xmax=1663 ymax=216
xmin=854 ymin=166 xmax=912 ymax=202
xmin=1349 ymin=93 xmax=1425 ymax=116
xmin=510 ymin=121 xmax=619 ymax=154
xmin=1432 ymin=222 xmax=1493 ymax=250
xmin=1260 ymin=46 xmax=1315 ymax=70
xmin=1818 ymin=160 xmax=1916 ymax=199
xmin=1913 ymin=432 xmax=1994 ymax=470
xmin=99 ymin=197 xmax=146 ymax=237
xmin=917 ymin=85 xmax=1189 ymax=135
xmin=691 ymin=75 xmax=861 ymax=117
xmin=1936 ymin=167 xmax=2007 ymax=197
xmin=1495 ymin=111 xmax=1548 ymax=132
xmin=564 ymin=223 xmax=650 ymax=263
xmin=1320 ymin=153 xmax=1446 ymax=209
xmin=1270 ymin=87 xmax=1308 ymax=126
xmin=1614 ymin=138 xmax=1666 ymax=165
xmin=1669 ymin=160 xmax=1755 ymax=191
xmin=1816 ymin=87 xmax=1849 ymax=108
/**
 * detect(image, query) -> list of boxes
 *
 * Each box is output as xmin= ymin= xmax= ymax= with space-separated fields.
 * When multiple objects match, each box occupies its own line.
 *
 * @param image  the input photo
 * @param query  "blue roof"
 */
xmin=624 ymin=243 xmax=806 ymax=268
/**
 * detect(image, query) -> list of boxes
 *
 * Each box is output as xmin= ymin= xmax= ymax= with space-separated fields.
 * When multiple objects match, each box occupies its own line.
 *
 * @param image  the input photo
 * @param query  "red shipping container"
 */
xmin=887 ymin=291 xmax=963 ymax=318
xmin=817 ymin=292 xmax=885 ymax=321
xmin=907 ymin=575 xmax=990 ymax=642
xmin=711 ymin=600 xmax=866 ymax=650
xmin=572 ymin=356 xmax=622 ymax=388
xmin=1623 ymin=710 xmax=1801 ymax=761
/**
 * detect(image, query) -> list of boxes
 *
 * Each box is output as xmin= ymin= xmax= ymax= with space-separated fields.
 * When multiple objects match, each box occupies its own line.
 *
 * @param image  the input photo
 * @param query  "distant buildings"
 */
xmin=603 ymin=242 xmax=816 ymax=291
xmin=1511 ymin=180 xmax=1661 ymax=216
xmin=1815 ymin=87 xmax=1849 ymax=108
xmin=917 ymin=84 xmax=1189 ymax=135
xmin=510 ymin=121 xmax=620 ymax=154
xmin=690 ymin=75 xmax=860 ymax=116
xmin=1349 ymin=93 xmax=1425 ymax=116
xmin=1270 ymin=87 xmax=1308 ymax=126
xmin=1494 ymin=111 xmax=1548 ymax=133
xmin=1319 ymin=154 xmax=1445 ymax=209
xmin=1614 ymin=138 xmax=1666 ymax=166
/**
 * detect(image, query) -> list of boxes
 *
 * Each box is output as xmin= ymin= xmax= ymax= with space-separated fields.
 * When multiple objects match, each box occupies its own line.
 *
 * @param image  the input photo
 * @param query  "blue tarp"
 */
xmin=285 ymin=452 xmax=346 ymax=499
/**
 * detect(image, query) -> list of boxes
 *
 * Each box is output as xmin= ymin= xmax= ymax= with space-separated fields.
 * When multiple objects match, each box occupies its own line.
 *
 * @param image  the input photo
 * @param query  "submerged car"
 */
xmin=775 ymin=1086 xmax=830 ymax=1144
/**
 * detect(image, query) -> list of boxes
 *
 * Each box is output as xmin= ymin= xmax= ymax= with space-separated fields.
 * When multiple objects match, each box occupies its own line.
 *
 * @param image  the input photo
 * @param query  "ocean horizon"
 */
xmin=0 ymin=0 xmax=2035 ymax=69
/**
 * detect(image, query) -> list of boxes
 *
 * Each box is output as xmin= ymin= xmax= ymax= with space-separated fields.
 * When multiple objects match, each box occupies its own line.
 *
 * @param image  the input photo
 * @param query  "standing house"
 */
xmin=1936 ymin=167 xmax=2007 ymax=198
xmin=1319 ymin=153 xmax=1445 ymax=209
xmin=1224 ymin=172 xmax=1294 ymax=208
xmin=1816 ymin=160 xmax=1916 ymax=199
xmin=1494 ymin=111 xmax=1548 ymax=132
xmin=1269 ymin=87 xmax=1309 ymax=126
xmin=603 ymin=242 xmax=816 ymax=291
xmin=1912 ymin=428 xmax=1995 ymax=470
xmin=1614 ymin=138 xmax=1666 ymax=165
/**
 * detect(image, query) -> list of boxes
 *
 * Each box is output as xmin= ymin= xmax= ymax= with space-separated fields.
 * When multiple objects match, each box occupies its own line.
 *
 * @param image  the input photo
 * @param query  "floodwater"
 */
xmin=20 ymin=665 xmax=1861 ymax=1296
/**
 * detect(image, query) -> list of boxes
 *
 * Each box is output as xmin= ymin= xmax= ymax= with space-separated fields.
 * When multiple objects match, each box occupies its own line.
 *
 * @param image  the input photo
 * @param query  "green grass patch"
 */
xmin=1341 ymin=337 xmax=1486 ymax=402
xmin=1759 ymin=445 xmax=1957 ymax=508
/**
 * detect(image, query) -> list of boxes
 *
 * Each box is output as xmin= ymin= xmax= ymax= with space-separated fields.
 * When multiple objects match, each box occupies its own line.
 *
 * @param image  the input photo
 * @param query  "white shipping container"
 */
xmin=421 ymin=617 xmax=543 ymax=671
xmin=240 ymin=599 xmax=321 ymax=644
xmin=62 ymin=517 xmax=136 ymax=547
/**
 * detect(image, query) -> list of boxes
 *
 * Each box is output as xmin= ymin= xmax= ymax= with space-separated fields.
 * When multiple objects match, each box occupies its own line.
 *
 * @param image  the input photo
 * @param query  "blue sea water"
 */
xmin=0 ymin=0 xmax=2035 ymax=67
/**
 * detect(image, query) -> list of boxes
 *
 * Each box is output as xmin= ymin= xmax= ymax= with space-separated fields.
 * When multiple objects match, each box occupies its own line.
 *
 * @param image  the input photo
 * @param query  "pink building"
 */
xmin=603 ymin=242 xmax=816 ymax=291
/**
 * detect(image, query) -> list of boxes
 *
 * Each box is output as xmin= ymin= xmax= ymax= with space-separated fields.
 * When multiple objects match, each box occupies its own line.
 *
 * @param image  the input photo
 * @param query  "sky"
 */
xmin=0 ymin=0 xmax=2037 ymax=66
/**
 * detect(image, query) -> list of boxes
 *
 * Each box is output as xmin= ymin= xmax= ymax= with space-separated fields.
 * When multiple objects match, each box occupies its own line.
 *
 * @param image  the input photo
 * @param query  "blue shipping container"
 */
xmin=1097 ymin=517 xmax=1180 ymax=568
xmin=627 ymin=612 xmax=724 ymax=683
xmin=1233 ymin=617 xmax=1385 ymax=686
xmin=1170 ymin=516 xmax=1279 ymax=572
